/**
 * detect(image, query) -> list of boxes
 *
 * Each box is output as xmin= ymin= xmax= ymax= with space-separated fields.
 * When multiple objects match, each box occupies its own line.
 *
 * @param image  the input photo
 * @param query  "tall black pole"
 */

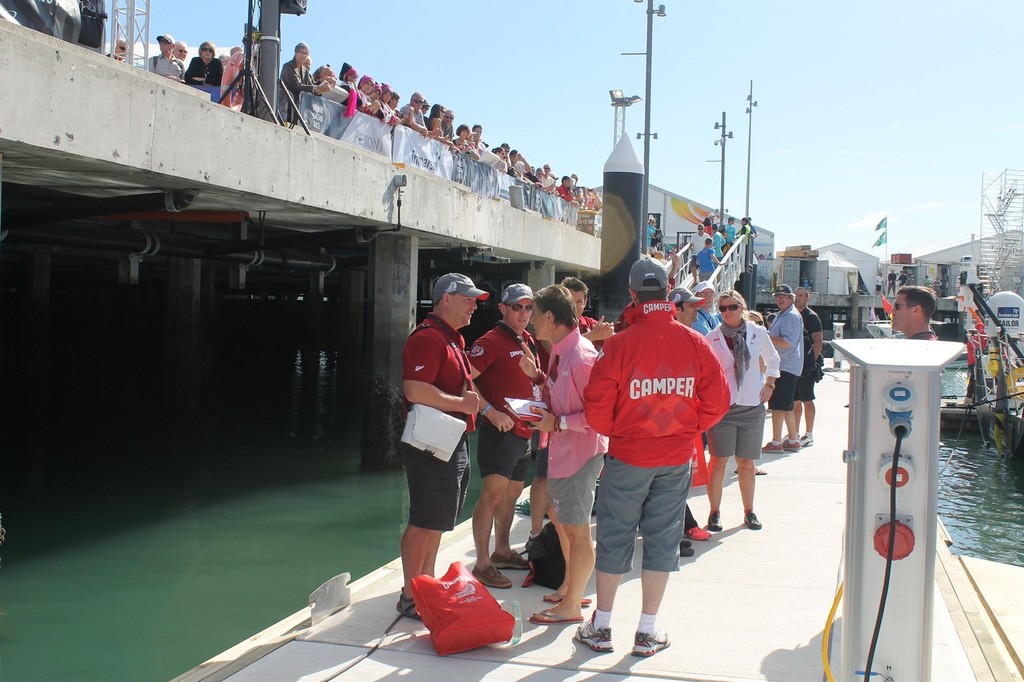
xmin=257 ymin=0 xmax=282 ymax=120
xmin=743 ymin=82 xmax=758 ymax=309
xmin=639 ymin=0 xmax=655 ymax=260
xmin=718 ymin=111 xmax=727 ymax=230
xmin=744 ymin=80 xmax=756 ymax=219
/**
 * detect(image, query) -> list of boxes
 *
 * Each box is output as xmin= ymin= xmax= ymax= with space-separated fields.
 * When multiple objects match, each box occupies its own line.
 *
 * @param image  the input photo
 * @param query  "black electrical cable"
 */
xmin=322 ymin=613 xmax=403 ymax=680
xmin=863 ymin=426 xmax=907 ymax=681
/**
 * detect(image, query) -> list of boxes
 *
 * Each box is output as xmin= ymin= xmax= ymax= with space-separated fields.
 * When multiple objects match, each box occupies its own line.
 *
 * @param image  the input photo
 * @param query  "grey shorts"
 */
xmin=595 ymin=455 xmax=690 ymax=574
xmin=548 ymin=455 xmax=603 ymax=525
xmin=708 ymin=403 xmax=766 ymax=460
xmin=402 ymin=435 xmax=471 ymax=532
xmin=476 ymin=419 xmax=531 ymax=480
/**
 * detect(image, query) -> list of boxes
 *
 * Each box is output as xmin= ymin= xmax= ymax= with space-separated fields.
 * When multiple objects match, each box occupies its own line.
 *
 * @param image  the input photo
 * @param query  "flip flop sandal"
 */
xmin=529 ymin=609 xmax=584 ymax=625
xmin=543 ymin=594 xmax=593 ymax=606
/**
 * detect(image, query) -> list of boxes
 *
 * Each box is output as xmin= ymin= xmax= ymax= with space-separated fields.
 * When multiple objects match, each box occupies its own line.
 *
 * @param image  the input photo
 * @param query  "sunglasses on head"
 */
xmin=506 ymin=303 xmax=533 ymax=313
xmin=718 ymin=304 xmax=741 ymax=312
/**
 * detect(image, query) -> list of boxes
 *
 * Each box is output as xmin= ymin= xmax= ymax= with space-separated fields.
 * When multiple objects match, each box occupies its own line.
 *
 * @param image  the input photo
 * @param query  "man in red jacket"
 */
xmin=577 ymin=258 xmax=730 ymax=657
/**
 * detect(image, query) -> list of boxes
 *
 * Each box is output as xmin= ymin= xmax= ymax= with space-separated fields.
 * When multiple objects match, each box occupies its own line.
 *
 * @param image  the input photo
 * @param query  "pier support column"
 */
xmin=336 ymin=269 xmax=366 ymax=363
xmin=526 ymin=262 xmax=556 ymax=293
xmin=370 ymin=234 xmax=418 ymax=386
xmin=167 ymin=257 xmax=203 ymax=410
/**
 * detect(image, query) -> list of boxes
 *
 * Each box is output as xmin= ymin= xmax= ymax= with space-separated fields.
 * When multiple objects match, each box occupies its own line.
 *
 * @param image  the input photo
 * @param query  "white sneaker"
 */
xmin=575 ymin=615 xmax=613 ymax=653
xmin=799 ymin=434 xmax=814 ymax=447
xmin=632 ymin=628 xmax=670 ymax=657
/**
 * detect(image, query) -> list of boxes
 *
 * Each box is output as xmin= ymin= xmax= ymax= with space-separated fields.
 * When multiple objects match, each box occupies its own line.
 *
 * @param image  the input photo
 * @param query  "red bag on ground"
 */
xmin=409 ymin=561 xmax=515 ymax=655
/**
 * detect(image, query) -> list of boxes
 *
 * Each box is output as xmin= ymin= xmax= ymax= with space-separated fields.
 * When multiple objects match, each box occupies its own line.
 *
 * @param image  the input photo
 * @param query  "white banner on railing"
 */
xmin=392 ymin=127 xmax=453 ymax=180
xmin=339 ymin=112 xmax=392 ymax=158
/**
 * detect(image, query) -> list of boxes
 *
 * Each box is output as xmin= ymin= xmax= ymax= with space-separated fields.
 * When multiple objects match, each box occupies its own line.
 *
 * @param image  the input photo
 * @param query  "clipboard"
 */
xmin=505 ymin=398 xmax=548 ymax=422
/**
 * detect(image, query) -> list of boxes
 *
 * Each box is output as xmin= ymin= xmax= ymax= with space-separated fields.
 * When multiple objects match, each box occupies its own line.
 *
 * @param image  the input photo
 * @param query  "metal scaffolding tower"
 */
xmin=980 ymin=169 xmax=1024 ymax=294
xmin=110 ymin=0 xmax=151 ymax=68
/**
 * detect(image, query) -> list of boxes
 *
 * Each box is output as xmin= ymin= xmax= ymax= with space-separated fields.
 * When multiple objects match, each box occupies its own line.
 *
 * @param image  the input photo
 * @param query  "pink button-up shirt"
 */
xmin=544 ymin=327 xmax=608 ymax=479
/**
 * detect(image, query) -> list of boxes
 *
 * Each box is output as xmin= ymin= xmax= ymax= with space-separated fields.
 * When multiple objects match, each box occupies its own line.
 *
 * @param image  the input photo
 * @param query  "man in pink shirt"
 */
xmin=521 ymin=285 xmax=607 ymax=626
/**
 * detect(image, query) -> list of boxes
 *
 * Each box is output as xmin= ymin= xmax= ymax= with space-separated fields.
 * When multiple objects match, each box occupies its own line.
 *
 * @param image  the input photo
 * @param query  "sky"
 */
xmin=145 ymin=0 xmax=1024 ymax=257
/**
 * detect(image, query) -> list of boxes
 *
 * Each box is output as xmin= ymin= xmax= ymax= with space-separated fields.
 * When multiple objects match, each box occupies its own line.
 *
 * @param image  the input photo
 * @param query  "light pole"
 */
xmin=744 ymin=80 xmax=758 ymax=219
xmin=624 ymin=0 xmax=666 ymax=259
xmin=610 ymin=90 xmax=642 ymax=147
xmin=713 ymin=111 xmax=733 ymax=231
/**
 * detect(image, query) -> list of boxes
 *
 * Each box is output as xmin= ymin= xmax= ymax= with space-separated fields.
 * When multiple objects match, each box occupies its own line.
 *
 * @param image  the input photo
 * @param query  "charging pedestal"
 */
xmin=833 ymin=322 xmax=845 ymax=370
xmin=832 ymin=339 xmax=964 ymax=682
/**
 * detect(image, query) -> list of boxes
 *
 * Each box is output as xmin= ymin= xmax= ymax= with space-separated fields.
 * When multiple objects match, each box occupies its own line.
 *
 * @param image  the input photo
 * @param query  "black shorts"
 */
xmin=767 ymin=371 xmax=799 ymax=412
xmin=476 ymin=419 xmax=531 ymax=480
xmin=535 ymin=447 xmax=549 ymax=478
xmin=795 ymin=372 xmax=817 ymax=402
xmin=402 ymin=435 xmax=471 ymax=532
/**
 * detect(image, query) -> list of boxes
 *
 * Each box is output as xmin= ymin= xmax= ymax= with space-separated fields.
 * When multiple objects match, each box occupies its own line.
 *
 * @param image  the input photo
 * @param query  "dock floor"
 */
xmin=177 ymin=369 xmax=1021 ymax=682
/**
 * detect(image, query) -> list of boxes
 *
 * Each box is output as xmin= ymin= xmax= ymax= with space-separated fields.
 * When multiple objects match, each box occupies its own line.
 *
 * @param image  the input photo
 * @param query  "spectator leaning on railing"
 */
xmin=280 ymin=42 xmax=331 ymax=125
xmin=183 ymin=41 xmax=223 ymax=86
xmin=400 ymin=93 xmax=433 ymax=137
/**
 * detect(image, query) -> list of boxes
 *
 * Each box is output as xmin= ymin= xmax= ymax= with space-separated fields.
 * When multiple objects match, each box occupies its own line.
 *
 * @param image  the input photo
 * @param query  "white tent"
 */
xmin=821 ymin=251 xmax=861 ymax=294
xmin=816 ymin=243 xmax=879 ymax=294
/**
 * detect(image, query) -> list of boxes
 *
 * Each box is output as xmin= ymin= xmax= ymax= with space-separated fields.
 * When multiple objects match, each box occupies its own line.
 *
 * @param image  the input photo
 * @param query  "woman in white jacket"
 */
xmin=703 ymin=290 xmax=781 ymax=532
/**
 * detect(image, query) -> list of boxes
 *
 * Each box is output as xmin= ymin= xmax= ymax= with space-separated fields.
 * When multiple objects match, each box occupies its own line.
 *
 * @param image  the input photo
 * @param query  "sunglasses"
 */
xmin=718 ymin=304 xmax=742 ymax=313
xmin=506 ymin=303 xmax=533 ymax=313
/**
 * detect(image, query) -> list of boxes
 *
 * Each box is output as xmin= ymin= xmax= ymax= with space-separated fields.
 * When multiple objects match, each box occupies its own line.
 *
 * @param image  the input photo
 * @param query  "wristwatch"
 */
xmin=558 ymin=415 xmax=568 ymax=432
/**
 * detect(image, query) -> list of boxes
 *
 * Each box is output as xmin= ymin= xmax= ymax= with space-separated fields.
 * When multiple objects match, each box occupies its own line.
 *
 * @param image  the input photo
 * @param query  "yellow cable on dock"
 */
xmin=822 ymin=582 xmax=843 ymax=682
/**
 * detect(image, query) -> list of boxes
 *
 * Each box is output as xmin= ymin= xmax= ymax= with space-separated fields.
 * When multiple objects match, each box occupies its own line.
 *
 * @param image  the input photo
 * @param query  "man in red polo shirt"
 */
xmin=397 ymin=273 xmax=486 ymax=620
xmin=468 ymin=283 xmax=547 ymax=589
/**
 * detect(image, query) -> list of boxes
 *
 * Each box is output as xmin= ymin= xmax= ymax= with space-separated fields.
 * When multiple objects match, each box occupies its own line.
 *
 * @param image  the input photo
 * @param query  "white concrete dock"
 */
xmin=176 ymin=370 xmax=1022 ymax=682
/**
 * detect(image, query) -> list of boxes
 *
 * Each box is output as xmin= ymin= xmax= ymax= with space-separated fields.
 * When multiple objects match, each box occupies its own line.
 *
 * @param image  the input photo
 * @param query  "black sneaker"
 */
xmin=707 ymin=511 xmax=722 ymax=532
xmin=396 ymin=592 xmax=421 ymax=620
xmin=744 ymin=511 xmax=763 ymax=531
xmin=679 ymin=538 xmax=692 ymax=549
xmin=679 ymin=543 xmax=695 ymax=557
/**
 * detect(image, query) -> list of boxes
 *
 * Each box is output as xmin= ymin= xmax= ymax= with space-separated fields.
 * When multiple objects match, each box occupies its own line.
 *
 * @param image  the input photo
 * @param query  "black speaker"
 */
xmin=280 ymin=0 xmax=307 ymax=16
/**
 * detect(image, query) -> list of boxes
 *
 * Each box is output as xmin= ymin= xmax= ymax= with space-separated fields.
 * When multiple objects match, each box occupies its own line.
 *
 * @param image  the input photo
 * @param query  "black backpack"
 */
xmin=521 ymin=523 xmax=565 ymax=590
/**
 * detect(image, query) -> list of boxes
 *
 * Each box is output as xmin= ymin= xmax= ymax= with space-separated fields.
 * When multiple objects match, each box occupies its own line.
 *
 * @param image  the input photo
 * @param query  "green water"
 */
xmin=0 ymin=431 xmax=482 ymax=681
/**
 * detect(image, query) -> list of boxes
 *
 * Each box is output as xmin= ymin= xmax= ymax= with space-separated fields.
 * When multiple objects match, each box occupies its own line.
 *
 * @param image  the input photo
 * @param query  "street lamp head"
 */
xmin=727 ymin=132 xmax=733 ymax=139
xmin=714 ymin=122 xmax=721 ymax=130
xmin=627 ymin=95 xmax=642 ymax=104
xmin=610 ymin=89 xmax=624 ymax=101
xmin=656 ymin=4 xmax=666 ymax=16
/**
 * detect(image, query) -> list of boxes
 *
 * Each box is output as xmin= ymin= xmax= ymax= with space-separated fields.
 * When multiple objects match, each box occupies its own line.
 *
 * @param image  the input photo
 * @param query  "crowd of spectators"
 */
xmin=132 ymin=32 xmax=599 ymax=221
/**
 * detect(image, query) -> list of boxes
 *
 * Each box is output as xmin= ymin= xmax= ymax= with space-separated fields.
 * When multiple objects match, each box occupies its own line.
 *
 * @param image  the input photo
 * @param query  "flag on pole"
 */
xmin=881 ymin=295 xmax=893 ymax=315
xmin=868 ymin=307 xmax=878 ymax=322
xmin=873 ymin=230 xmax=887 ymax=248
xmin=876 ymin=216 xmax=887 ymax=231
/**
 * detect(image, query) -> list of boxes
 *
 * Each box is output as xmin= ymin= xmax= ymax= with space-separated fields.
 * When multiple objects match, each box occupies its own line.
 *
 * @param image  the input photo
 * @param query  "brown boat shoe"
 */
xmin=472 ymin=564 xmax=513 ymax=589
xmin=490 ymin=550 xmax=530 ymax=570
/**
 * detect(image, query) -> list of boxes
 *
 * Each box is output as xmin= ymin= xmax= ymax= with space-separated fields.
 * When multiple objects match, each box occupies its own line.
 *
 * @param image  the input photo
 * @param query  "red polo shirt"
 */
xmin=469 ymin=322 xmax=542 ymax=439
xmin=402 ymin=313 xmax=476 ymax=432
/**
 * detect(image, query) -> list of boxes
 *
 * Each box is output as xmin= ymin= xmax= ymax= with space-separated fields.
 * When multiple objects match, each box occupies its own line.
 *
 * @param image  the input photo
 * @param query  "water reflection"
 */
xmin=939 ymin=435 xmax=1024 ymax=567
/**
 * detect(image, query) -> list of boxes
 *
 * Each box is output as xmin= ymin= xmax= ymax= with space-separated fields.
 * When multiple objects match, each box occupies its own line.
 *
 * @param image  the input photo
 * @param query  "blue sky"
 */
xmin=149 ymin=1 xmax=1023 ymax=256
